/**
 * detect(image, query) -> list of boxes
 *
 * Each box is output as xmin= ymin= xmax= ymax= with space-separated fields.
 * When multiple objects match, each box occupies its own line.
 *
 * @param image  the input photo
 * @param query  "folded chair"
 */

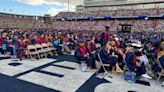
xmin=96 ymin=53 xmax=112 ymax=78
xmin=47 ymin=42 xmax=57 ymax=56
xmin=123 ymin=57 xmax=129 ymax=74
xmin=157 ymin=60 xmax=164 ymax=81
xmin=27 ymin=45 xmax=40 ymax=59
xmin=35 ymin=44 xmax=46 ymax=58
xmin=41 ymin=43 xmax=51 ymax=57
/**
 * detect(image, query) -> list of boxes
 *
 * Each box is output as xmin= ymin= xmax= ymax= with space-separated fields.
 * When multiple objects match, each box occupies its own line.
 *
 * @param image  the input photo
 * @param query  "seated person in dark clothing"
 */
xmin=90 ymin=36 xmax=97 ymax=51
xmin=159 ymin=56 xmax=164 ymax=68
xmin=99 ymin=41 xmax=123 ymax=73
xmin=157 ymin=48 xmax=164 ymax=68
xmin=53 ymin=35 xmax=63 ymax=51
xmin=124 ymin=46 xmax=146 ymax=77
xmin=74 ymin=38 xmax=95 ymax=71
xmin=85 ymin=37 xmax=96 ymax=69
xmin=153 ymin=48 xmax=164 ymax=73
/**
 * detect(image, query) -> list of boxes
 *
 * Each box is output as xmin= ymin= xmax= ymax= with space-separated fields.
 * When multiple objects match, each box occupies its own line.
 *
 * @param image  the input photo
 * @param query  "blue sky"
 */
xmin=0 ymin=0 xmax=83 ymax=16
xmin=0 ymin=0 xmax=159 ymax=16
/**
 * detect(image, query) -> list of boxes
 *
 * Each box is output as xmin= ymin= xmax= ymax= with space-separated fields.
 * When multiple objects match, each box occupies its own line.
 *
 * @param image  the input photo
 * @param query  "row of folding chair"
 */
xmin=26 ymin=42 xmax=57 ymax=60
xmin=96 ymin=50 xmax=164 ymax=82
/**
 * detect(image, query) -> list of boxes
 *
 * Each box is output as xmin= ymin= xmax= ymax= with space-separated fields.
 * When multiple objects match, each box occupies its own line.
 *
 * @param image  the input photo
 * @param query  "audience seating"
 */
xmin=26 ymin=43 xmax=57 ymax=59
xmin=35 ymin=44 xmax=46 ymax=58
xmin=47 ymin=42 xmax=57 ymax=56
xmin=27 ymin=45 xmax=40 ymax=59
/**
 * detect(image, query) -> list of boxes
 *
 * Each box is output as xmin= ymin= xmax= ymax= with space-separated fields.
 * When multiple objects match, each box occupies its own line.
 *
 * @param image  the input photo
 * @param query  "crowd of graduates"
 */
xmin=74 ymin=26 xmax=164 ymax=83
xmin=0 ymin=26 xmax=163 ymax=85
xmin=0 ymin=29 xmax=72 ymax=60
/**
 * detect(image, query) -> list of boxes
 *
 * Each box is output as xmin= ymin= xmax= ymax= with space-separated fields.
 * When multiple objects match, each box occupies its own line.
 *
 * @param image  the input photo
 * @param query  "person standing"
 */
xmin=100 ymin=26 xmax=110 ymax=46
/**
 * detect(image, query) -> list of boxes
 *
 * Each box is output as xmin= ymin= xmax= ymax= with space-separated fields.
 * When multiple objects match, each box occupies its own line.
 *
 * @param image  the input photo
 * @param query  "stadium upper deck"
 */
xmin=77 ymin=0 xmax=164 ymax=13
xmin=83 ymin=0 xmax=164 ymax=6
xmin=54 ymin=1 xmax=164 ymax=33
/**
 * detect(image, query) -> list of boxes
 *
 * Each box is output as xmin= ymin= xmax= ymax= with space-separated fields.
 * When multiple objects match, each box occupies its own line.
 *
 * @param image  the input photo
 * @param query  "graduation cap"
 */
xmin=113 ymin=34 xmax=117 ymax=37
xmin=86 ymin=37 xmax=91 ymax=41
xmin=131 ymin=43 xmax=142 ymax=48
xmin=78 ymin=38 xmax=85 ymax=43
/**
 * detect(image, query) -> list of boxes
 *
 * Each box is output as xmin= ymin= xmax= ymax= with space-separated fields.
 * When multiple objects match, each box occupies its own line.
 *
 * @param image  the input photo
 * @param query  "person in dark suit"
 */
xmin=100 ymin=26 xmax=110 ymax=46
xmin=153 ymin=47 xmax=164 ymax=73
xmin=90 ymin=36 xmax=97 ymax=51
xmin=99 ymin=41 xmax=123 ymax=73
xmin=85 ymin=37 xmax=96 ymax=69
xmin=125 ymin=46 xmax=146 ymax=77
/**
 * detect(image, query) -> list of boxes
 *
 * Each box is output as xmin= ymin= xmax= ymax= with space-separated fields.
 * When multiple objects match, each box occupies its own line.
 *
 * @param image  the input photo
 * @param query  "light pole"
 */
xmin=68 ymin=0 xmax=70 ymax=12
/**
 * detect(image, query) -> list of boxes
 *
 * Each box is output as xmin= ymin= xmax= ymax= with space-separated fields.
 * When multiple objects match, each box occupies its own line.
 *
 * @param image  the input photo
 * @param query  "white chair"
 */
xmin=41 ymin=43 xmax=51 ymax=57
xmin=27 ymin=45 xmax=40 ymax=59
xmin=47 ymin=42 xmax=57 ymax=56
xmin=35 ymin=44 xmax=46 ymax=58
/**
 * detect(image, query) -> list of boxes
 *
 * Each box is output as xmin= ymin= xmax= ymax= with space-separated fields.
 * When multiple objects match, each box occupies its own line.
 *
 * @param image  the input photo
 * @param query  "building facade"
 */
xmin=76 ymin=0 xmax=164 ymax=13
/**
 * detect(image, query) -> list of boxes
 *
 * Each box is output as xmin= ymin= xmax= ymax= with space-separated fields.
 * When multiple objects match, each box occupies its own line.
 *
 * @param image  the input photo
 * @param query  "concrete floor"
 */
xmin=96 ymin=74 xmax=163 ymax=92
xmin=0 ymin=55 xmax=163 ymax=92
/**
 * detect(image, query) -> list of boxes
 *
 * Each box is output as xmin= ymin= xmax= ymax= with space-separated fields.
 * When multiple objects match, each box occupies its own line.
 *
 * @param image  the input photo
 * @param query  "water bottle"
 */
xmin=131 ymin=72 xmax=136 ymax=83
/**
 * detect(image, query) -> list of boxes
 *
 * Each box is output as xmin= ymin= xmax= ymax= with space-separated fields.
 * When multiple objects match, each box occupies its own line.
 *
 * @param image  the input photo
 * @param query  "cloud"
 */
xmin=17 ymin=0 xmax=83 ymax=6
xmin=47 ymin=5 xmax=76 ymax=15
xmin=47 ymin=8 xmax=66 ymax=15
xmin=17 ymin=0 xmax=83 ymax=15
xmin=17 ymin=0 xmax=45 ymax=5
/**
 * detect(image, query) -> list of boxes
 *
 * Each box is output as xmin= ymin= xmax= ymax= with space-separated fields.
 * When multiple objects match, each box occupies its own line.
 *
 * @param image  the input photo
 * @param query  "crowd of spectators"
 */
xmin=0 ymin=16 xmax=48 ymax=29
xmin=55 ymin=8 xmax=164 ymax=19
xmin=52 ymin=19 xmax=164 ymax=32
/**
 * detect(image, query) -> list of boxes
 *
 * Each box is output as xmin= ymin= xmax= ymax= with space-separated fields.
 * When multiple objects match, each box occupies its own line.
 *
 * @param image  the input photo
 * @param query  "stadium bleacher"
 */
xmin=55 ymin=8 xmax=164 ymax=19
xmin=0 ymin=13 xmax=49 ymax=29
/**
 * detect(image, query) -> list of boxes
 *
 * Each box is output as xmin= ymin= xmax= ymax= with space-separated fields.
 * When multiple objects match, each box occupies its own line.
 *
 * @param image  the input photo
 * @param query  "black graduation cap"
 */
xmin=102 ymin=41 xmax=109 ymax=47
